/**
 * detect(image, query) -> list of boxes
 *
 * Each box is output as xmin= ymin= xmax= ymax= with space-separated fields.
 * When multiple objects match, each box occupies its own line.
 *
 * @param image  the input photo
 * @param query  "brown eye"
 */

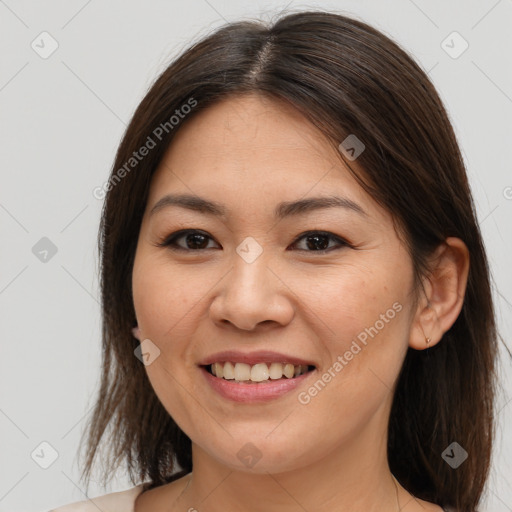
xmin=290 ymin=231 xmax=351 ymax=253
xmin=157 ymin=230 xmax=219 ymax=251
xmin=157 ymin=229 xmax=351 ymax=254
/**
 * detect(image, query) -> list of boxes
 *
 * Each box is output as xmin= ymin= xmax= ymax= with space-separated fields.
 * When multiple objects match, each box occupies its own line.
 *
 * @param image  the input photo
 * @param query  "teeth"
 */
xmin=234 ymin=362 xmax=251 ymax=381
xmin=222 ymin=361 xmax=235 ymax=380
xmin=269 ymin=362 xmax=283 ymax=380
xmin=210 ymin=361 xmax=311 ymax=382
xmin=214 ymin=362 xmax=224 ymax=378
xmin=251 ymin=363 xmax=269 ymax=382
xmin=284 ymin=363 xmax=295 ymax=379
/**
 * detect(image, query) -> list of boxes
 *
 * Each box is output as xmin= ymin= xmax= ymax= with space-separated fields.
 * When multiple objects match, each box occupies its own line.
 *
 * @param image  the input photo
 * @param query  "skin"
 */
xmin=131 ymin=93 xmax=469 ymax=512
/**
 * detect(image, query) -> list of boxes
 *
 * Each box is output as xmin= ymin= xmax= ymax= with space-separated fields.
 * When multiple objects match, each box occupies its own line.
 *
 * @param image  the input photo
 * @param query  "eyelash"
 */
xmin=156 ymin=229 xmax=352 ymax=254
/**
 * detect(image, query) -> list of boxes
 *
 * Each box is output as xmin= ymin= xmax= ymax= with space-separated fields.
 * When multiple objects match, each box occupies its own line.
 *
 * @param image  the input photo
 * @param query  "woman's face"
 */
xmin=132 ymin=93 xmax=417 ymax=474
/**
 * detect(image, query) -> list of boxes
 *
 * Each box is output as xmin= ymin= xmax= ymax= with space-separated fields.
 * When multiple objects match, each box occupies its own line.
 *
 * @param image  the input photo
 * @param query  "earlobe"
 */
xmin=409 ymin=237 xmax=470 ymax=351
xmin=132 ymin=326 xmax=141 ymax=340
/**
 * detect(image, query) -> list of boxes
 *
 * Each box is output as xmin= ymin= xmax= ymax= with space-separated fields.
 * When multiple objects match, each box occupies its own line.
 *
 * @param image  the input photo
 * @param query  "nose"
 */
xmin=209 ymin=253 xmax=295 ymax=332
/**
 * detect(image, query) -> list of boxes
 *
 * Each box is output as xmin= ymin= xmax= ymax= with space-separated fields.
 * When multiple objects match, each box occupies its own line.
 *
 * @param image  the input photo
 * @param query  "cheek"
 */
xmin=131 ymin=257 xmax=214 ymax=404
xmin=293 ymin=279 xmax=410 ymax=452
xmin=132 ymin=255 xmax=209 ymax=341
xmin=299 ymin=258 xmax=412 ymax=394
xmin=299 ymin=258 xmax=410 ymax=340
xmin=131 ymin=257 xmax=200 ymax=424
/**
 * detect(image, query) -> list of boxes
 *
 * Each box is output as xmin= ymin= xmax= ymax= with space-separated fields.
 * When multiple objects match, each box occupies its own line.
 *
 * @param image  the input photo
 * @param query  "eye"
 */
xmin=156 ymin=229 xmax=352 ymax=253
xmin=290 ymin=231 xmax=351 ymax=253
xmin=156 ymin=229 xmax=219 ymax=251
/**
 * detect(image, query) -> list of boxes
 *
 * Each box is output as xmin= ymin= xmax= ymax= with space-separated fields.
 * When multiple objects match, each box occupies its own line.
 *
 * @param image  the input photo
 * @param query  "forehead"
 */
xmin=165 ymin=94 xmax=335 ymax=164
xmin=145 ymin=94 xmax=384 ymax=224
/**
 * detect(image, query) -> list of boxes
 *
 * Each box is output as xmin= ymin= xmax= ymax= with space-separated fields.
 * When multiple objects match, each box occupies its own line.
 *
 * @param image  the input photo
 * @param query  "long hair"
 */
xmin=79 ymin=10 xmax=499 ymax=511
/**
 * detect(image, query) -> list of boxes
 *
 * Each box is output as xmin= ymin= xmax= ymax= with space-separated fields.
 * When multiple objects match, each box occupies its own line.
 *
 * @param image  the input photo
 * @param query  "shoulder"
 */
xmin=48 ymin=484 xmax=145 ymax=512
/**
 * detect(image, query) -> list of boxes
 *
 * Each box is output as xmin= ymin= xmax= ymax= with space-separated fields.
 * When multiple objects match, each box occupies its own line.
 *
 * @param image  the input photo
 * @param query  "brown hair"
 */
xmin=79 ymin=10 xmax=499 ymax=511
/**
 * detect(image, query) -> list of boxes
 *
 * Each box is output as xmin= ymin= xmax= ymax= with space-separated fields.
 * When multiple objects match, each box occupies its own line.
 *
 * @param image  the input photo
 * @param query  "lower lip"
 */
xmin=200 ymin=366 xmax=315 ymax=403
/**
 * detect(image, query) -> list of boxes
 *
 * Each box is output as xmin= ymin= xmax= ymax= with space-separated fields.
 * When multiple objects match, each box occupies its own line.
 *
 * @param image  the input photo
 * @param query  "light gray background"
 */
xmin=1 ymin=1 xmax=511 ymax=510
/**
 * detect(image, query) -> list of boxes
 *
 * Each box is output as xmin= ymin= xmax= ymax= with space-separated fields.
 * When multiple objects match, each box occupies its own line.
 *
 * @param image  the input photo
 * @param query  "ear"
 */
xmin=132 ymin=326 xmax=141 ymax=340
xmin=409 ymin=237 xmax=470 ymax=350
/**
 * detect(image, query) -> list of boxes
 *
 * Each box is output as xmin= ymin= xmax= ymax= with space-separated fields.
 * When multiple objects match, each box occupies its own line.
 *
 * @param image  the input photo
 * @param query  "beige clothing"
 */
xmin=49 ymin=485 xmax=145 ymax=512
xmin=48 ymin=484 xmax=456 ymax=512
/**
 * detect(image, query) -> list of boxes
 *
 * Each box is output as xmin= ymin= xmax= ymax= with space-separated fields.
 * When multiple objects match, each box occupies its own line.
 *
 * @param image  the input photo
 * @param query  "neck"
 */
xmin=172 ymin=413 xmax=405 ymax=512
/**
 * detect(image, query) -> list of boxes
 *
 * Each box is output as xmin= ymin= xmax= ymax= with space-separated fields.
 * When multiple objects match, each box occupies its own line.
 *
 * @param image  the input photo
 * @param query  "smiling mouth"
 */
xmin=202 ymin=362 xmax=316 ymax=383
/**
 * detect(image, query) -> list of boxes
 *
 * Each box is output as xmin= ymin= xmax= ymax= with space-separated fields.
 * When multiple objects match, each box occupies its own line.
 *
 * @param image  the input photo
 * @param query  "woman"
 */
xmin=50 ymin=9 xmax=498 ymax=512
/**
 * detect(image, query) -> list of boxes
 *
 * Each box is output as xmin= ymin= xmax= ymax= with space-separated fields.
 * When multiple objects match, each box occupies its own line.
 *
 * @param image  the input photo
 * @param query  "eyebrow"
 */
xmin=149 ymin=193 xmax=367 ymax=219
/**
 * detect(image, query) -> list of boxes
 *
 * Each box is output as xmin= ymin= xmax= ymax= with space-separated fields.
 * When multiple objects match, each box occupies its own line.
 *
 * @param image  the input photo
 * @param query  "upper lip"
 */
xmin=198 ymin=350 xmax=317 ymax=367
